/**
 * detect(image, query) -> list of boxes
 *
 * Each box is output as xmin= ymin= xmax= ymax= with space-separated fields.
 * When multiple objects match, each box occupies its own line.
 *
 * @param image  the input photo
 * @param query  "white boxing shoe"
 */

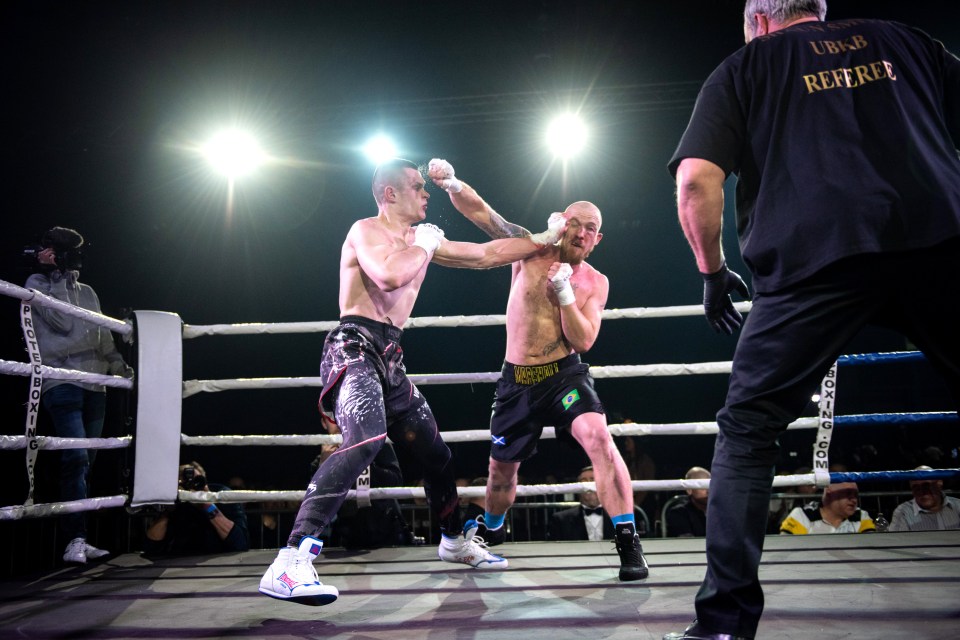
xmin=438 ymin=523 xmax=508 ymax=570
xmin=258 ymin=536 xmax=339 ymax=606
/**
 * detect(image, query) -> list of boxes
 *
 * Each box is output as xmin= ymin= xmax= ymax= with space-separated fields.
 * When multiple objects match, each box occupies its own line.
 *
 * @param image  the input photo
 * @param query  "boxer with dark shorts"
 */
xmin=431 ymin=158 xmax=649 ymax=582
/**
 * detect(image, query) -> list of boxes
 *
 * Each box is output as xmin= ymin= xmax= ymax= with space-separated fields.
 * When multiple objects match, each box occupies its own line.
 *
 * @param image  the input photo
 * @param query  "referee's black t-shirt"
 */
xmin=668 ymin=19 xmax=960 ymax=293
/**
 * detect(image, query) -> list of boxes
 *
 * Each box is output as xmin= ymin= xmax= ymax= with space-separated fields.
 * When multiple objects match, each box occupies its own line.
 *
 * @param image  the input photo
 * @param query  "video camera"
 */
xmin=19 ymin=244 xmax=84 ymax=272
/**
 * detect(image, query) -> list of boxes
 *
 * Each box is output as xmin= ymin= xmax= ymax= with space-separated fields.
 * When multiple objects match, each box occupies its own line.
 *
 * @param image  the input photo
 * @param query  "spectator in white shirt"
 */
xmin=889 ymin=466 xmax=960 ymax=532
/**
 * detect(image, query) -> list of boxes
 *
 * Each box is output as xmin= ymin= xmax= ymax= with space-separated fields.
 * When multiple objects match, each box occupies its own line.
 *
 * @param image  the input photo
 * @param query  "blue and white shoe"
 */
xmin=438 ymin=522 xmax=508 ymax=570
xmin=259 ymin=536 xmax=339 ymax=605
xmin=465 ymin=515 xmax=507 ymax=546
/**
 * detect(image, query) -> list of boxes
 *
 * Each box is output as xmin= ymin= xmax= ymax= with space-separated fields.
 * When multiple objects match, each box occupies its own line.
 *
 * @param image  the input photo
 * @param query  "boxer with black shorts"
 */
xmin=430 ymin=158 xmax=649 ymax=582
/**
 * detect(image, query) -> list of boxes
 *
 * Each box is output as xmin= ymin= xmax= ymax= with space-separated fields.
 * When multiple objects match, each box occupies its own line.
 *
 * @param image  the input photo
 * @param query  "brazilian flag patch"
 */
xmin=561 ymin=389 xmax=580 ymax=410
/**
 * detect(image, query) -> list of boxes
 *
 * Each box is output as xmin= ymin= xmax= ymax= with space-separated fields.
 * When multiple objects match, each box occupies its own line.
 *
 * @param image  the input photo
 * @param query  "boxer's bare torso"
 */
xmin=429 ymin=166 xmax=608 ymax=366
xmin=505 ymin=245 xmax=607 ymax=365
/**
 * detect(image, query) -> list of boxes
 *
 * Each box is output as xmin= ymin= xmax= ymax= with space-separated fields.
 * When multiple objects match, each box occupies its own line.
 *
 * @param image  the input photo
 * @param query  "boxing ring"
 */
xmin=1 ymin=277 xmax=958 ymax=639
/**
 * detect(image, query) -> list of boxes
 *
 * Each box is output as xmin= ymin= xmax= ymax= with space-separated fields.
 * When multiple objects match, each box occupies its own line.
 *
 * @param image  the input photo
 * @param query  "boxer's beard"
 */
xmin=559 ymin=242 xmax=590 ymax=264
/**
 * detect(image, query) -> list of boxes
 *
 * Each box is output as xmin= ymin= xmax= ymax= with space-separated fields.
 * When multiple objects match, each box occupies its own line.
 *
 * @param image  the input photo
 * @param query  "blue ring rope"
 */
xmin=838 ymin=351 xmax=925 ymax=365
xmin=835 ymin=412 xmax=957 ymax=426
xmin=831 ymin=469 xmax=959 ymax=483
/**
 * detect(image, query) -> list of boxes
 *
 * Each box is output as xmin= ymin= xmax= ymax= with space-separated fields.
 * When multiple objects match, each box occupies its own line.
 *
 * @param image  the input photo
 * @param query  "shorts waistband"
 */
xmin=338 ymin=315 xmax=403 ymax=343
xmin=501 ymin=354 xmax=580 ymax=385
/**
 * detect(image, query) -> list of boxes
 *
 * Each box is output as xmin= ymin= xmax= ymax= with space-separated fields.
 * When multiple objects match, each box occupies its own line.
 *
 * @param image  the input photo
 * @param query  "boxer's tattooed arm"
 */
xmin=476 ymin=211 xmax=531 ymax=240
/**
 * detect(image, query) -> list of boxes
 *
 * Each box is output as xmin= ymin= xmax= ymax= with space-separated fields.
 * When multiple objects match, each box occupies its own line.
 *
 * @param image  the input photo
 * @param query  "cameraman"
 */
xmin=25 ymin=226 xmax=133 ymax=564
xmin=143 ymin=461 xmax=250 ymax=556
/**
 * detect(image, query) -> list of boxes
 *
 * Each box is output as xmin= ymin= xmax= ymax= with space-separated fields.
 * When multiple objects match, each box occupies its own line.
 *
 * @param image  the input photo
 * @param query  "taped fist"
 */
xmin=548 ymin=262 xmax=576 ymax=306
xmin=413 ymin=223 xmax=445 ymax=259
xmin=427 ymin=158 xmax=463 ymax=193
xmin=529 ymin=212 xmax=567 ymax=247
xmin=701 ymin=261 xmax=750 ymax=335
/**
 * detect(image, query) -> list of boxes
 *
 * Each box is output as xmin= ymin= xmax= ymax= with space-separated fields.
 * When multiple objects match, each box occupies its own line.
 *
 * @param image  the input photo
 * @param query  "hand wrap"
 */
xmin=428 ymin=158 xmax=463 ymax=193
xmin=550 ymin=263 xmax=576 ymax=306
xmin=529 ymin=212 xmax=566 ymax=247
xmin=413 ymin=223 xmax=445 ymax=259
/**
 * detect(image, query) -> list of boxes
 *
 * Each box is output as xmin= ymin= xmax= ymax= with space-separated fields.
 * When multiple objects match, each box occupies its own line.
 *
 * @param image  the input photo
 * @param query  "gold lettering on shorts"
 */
xmin=513 ymin=362 xmax=560 ymax=385
xmin=801 ymin=59 xmax=896 ymax=94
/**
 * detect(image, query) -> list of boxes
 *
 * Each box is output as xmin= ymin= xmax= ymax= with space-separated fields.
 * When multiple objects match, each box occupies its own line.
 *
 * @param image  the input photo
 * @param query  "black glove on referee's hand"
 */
xmin=701 ymin=261 xmax=750 ymax=335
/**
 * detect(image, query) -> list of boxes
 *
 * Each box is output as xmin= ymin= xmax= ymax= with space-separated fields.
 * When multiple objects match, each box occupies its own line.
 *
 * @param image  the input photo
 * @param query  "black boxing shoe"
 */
xmin=614 ymin=522 xmax=649 ymax=581
xmin=663 ymin=620 xmax=753 ymax=640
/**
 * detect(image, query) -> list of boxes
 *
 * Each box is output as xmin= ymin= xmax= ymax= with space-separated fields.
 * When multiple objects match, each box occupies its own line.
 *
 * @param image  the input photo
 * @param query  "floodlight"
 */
xmin=545 ymin=114 xmax=588 ymax=158
xmin=363 ymin=134 xmax=398 ymax=164
xmin=202 ymin=129 xmax=265 ymax=178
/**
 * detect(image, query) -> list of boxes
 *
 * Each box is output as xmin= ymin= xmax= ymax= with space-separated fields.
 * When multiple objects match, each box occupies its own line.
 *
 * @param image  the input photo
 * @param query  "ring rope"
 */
xmin=7 ymin=412 xmax=948 ymax=451
xmin=180 ymin=362 xmax=740 ymax=398
xmin=0 ymin=280 xmax=132 ymax=336
xmin=4 ymin=468 xmax=957 ymax=521
xmin=0 ymin=435 xmax=132 ymax=451
xmin=175 ymin=413 xmax=951 ymax=448
xmin=838 ymin=351 xmax=928 ymax=365
xmin=0 ymin=495 xmax=128 ymax=521
xmin=179 ymin=302 xmax=754 ymax=339
xmin=173 ymin=469 xmax=960 ymax=505
xmin=167 ymin=417 xmax=796 ymax=447
xmin=179 ymin=354 xmax=927 ymax=398
xmin=832 ymin=469 xmax=960 ymax=483
xmin=0 ymin=360 xmax=134 ymax=389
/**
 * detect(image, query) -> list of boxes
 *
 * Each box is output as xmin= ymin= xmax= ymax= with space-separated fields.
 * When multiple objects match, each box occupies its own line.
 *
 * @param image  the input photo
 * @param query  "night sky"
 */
xmin=3 ymin=1 xmax=958 ymax=497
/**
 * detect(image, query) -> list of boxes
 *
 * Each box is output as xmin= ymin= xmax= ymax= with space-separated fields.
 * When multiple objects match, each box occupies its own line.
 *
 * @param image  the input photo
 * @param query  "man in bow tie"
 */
xmin=547 ymin=467 xmax=615 ymax=542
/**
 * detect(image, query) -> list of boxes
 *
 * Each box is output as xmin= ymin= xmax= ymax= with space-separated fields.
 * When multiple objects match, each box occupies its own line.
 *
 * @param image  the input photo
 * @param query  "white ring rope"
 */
xmin=15 ymin=410 xmax=943 ymax=452
xmin=0 ymin=419 xmax=815 ymax=451
xmin=0 ymin=495 xmax=128 ymax=521
xmin=0 ymin=280 xmax=132 ymax=336
xmin=0 ymin=435 xmax=132 ymax=451
xmin=0 ymin=360 xmax=134 ymax=389
xmin=181 ymin=363 xmax=736 ymax=397
xmin=179 ymin=302 xmax=752 ymax=338
xmin=179 ymin=304 xmax=744 ymax=397
xmin=175 ymin=419 xmax=821 ymax=447
xmin=180 ymin=474 xmax=813 ymax=505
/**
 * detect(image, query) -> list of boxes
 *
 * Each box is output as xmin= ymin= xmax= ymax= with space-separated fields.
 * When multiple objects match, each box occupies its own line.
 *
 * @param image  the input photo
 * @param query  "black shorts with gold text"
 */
xmin=489 ymin=353 xmax=604 ymax=462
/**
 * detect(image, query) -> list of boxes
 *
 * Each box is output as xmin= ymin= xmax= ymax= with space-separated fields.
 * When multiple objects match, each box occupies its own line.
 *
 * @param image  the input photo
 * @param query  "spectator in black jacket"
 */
xmin=547 ymin=466 xmax=615 ymax=541
xmin=665 ymin=467 xmax=710 ymax=538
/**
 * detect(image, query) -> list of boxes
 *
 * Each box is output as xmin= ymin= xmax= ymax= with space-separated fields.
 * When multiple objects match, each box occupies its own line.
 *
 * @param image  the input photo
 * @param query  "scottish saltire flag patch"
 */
xmin=562 ymin=389 xmax=580 ymax=410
